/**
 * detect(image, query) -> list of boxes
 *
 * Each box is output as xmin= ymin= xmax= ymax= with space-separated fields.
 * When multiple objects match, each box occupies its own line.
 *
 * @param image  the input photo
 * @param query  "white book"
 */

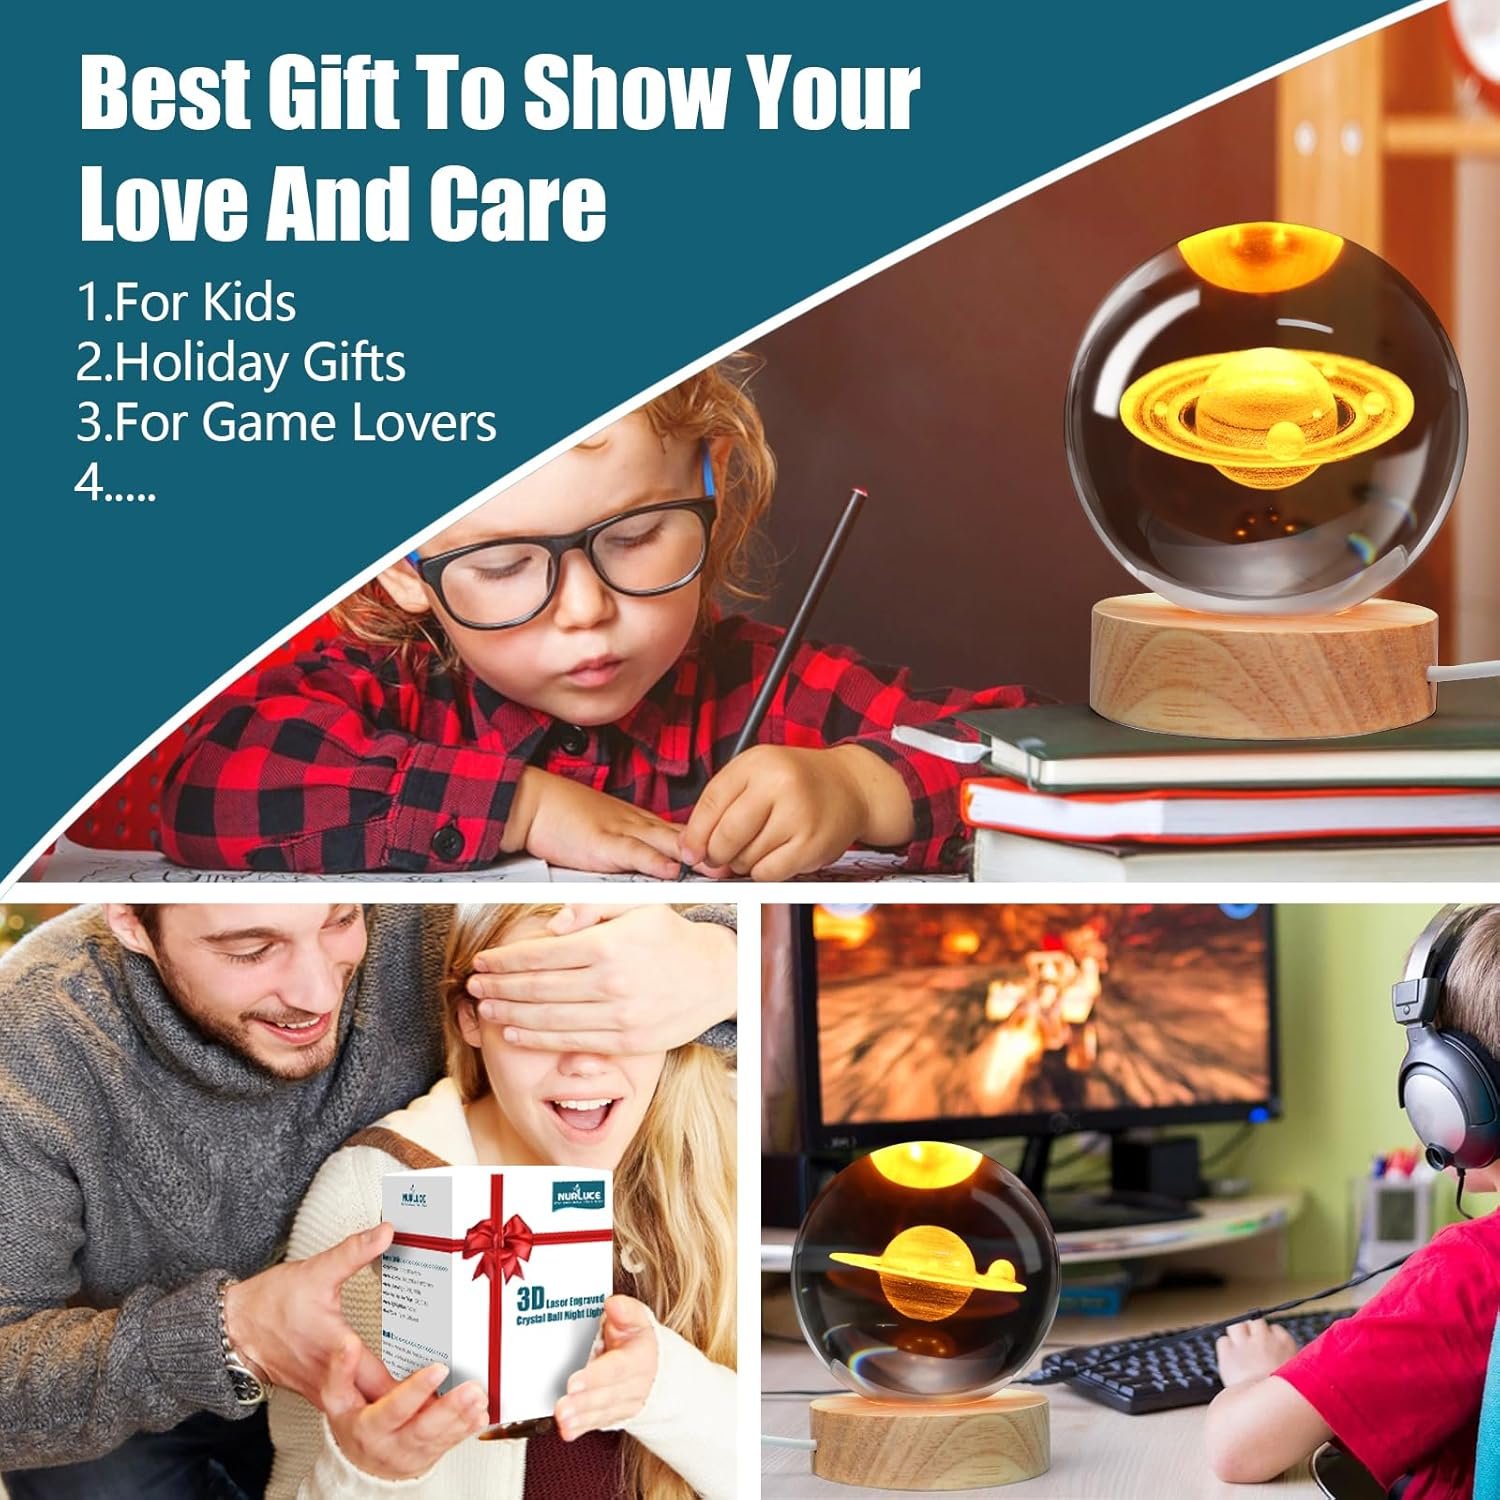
xmin=961 ymin=782 xmax=1500 ymax=842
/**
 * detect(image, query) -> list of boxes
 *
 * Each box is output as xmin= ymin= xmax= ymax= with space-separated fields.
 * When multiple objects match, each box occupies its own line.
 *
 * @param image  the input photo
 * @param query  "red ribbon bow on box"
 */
xmin=463 ymin=1212 xmax=534 ymax=1284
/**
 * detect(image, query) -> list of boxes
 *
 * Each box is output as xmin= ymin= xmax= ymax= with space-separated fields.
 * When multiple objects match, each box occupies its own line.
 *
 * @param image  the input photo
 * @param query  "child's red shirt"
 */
xmin=1276 ymin=1212 xmax=1500 ymax=1500
xmin=160 ymin=615 xmax=1033 ymax=874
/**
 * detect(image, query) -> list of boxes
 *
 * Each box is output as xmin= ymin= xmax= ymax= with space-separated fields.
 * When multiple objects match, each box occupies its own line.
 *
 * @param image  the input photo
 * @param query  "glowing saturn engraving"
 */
xmin=1119 ymin=345 xmax=1413 ymax=491
xmin=831 ymin=1224 xmax=1027 ymax=1322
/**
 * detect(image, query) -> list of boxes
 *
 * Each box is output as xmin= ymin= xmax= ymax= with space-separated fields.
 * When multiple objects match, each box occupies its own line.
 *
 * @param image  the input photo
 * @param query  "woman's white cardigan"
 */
xmin=266 ymin=1079 xmax=735 ymax=1500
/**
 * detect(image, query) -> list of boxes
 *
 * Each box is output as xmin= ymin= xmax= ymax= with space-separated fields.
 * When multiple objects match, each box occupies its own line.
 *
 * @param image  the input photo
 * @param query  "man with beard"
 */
xmin=0 ymin=901 xmax=734 ymax=1497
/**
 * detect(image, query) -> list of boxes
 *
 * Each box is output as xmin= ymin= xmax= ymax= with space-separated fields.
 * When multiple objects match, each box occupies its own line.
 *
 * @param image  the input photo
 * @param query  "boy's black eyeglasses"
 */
xmin=406 ymin=454 xmax=717 ymax=631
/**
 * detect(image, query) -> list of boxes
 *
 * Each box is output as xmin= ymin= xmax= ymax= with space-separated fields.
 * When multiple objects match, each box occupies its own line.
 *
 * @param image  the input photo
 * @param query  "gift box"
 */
xmin=381 ymin=1166 xmax=614 ymax=1427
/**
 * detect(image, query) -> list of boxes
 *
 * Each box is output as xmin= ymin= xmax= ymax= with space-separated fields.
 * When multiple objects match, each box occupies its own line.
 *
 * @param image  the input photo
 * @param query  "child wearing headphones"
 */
xmin=1205 ymin=905 xmax=1500 ymax=1500
xmin=158 ymin=357 xmax=1034 ymax=879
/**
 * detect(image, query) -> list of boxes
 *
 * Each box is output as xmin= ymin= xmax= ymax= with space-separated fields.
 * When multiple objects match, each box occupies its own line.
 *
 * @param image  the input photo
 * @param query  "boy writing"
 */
xmin=161 ymin=358 xmax=1032 ymax=878
xmin=1205 ymin=905 xmax=1500 ymax=1500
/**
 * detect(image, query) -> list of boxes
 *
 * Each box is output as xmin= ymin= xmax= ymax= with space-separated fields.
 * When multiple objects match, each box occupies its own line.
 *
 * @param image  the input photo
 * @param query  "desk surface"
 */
xmin=35 ymin=836 xmax=951 ymax=883
xmin=761 ymin=1278 xmax=1353 ymax=1498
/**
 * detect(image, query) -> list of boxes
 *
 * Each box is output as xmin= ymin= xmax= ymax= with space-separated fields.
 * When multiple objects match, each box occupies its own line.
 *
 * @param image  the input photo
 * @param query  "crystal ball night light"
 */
xmin=1065 ymin=222 xmax=1467 ymax=614
xmin=791 ymin=1142 xmax=1060 ymax=1402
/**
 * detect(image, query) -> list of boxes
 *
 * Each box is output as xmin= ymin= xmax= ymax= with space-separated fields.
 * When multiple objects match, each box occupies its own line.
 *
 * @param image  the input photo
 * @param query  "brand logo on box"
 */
xmin=552 ymin=1180 xmax=607 ymax=1211
xmin=400 ymin=1183 xmax=428 ymax=1208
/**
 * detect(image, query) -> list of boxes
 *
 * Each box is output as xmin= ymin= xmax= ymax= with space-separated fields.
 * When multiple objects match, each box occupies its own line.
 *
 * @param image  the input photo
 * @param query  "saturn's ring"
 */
xmin=1119 ymin=348 xmax=1413 ymax=470
xmin=830 ymin=1249 xmax=1027 ymax=1294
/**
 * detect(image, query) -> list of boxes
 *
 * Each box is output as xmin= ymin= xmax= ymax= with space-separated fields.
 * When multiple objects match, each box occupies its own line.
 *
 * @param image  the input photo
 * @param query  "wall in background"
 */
xmin=1195 ymin=902 xmax=1443 ymax=1278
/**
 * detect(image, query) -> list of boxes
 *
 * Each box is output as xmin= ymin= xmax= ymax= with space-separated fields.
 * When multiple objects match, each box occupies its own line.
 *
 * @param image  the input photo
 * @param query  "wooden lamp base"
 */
xmin=809 ymin=1390 xmax=1050 ymax=1490
xmin=1090 ymin=593 xmax=1438 ymax=740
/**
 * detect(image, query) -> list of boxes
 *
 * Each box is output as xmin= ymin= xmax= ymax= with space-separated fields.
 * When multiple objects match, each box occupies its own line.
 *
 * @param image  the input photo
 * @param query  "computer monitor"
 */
xmin=796 ymin=902 xmax=1281 ymax=1228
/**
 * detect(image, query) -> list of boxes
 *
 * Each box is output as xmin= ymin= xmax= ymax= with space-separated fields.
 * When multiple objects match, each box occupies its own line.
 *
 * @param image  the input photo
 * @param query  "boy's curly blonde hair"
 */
xmin=333 ymin=354 xmax=775 ymax=657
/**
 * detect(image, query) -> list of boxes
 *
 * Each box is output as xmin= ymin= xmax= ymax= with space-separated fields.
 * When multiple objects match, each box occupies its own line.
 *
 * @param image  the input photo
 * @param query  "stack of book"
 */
xmin=922 ymin=680 xmax=1500 ymax=881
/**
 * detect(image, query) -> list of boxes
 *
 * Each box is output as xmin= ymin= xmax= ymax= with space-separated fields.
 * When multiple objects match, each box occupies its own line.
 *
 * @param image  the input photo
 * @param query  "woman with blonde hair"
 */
xmin=266 ymin=903 xmax=736 ymax=1499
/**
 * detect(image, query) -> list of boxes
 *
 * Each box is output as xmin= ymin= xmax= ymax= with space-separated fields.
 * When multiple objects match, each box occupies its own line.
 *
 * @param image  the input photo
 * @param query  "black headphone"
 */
xmin=1392 ymin=904 xmax=1500 ymax=1174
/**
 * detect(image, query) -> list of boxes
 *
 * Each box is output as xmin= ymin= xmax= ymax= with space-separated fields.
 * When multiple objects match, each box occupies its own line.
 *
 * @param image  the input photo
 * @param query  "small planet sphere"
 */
xmin=1265 ymin=420 xmax=1309 ymax=463
xmin=792 ymin=1142 xmax=1060 ymax=1402
xmin=1066 ymin=221 xmax=1467 ymax=614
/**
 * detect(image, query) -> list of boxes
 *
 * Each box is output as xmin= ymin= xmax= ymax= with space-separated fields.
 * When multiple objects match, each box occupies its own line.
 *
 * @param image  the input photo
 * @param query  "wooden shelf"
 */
xmin=1276 ymin=6 xmax=1484 ymax=627
xmin=759 ymin=1191 xmax=1303 ymax=1273
xmin=1052 ymin=1191 xmax=1302 ymax=1267
xmin=1384 ymin=112 xmax=1500 ymax=156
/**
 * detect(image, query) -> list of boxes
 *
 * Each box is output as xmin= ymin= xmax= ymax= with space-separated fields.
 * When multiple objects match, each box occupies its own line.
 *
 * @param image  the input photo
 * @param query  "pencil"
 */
xmin=679 ymin=486 xmax=868 ymax=878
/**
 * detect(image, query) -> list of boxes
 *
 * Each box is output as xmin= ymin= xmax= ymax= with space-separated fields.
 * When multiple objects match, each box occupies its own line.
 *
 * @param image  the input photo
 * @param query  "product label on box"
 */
xmin=382 ymin=1165 xmax=613 ymax=1426
xmin=552 ymin=1179 xmax=607 ymax=1212
xmin=381 ymin=1247 xmax=453 ymax=1375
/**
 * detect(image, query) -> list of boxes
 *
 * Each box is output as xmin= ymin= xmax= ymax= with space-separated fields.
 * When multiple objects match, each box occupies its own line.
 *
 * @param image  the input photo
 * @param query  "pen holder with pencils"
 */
xmin=1353 ymin=1153 xmax=1434 ymax=1279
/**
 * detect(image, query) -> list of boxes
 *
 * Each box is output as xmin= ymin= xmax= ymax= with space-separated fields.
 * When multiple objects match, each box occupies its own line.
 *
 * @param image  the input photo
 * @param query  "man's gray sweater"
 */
xmin=0 ymin=905 xmax=449 ymax=1472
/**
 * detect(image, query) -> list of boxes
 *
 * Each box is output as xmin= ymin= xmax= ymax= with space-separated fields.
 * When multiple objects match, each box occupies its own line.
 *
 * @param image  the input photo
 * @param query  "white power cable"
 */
xmin=761 ymin=1434 xmax=818 ymax=1450
xmin=1427 ymin=660 xmax=1500 ymax=682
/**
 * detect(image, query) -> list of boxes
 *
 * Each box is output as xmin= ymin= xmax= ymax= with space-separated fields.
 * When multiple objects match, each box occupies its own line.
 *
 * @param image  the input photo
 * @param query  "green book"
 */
xmin=954 ymin=679 xmax=1500 ymax=792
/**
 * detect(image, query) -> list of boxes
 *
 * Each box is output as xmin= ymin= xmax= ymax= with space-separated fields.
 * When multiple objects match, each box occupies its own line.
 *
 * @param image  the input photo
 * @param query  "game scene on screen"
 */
xmin=814 ymin=903 xmax=1271 ymax=1122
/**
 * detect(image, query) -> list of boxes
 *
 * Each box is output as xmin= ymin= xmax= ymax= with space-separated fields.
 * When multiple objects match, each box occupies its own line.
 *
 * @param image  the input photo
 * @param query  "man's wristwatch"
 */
xmin=217 ymin=1276 xmax=269 ymax=1407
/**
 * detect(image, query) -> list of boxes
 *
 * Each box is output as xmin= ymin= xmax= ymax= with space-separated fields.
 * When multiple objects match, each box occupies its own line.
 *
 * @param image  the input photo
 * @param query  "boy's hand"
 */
xmin=1215 ymin=1319 xmax=1298 ymax=1387
xmin=554 ymin=1295 xmax=659 ymax=1440
xmin=681 ymin=744 xmax=914 ymax=881
xmin=322 ymin=1340 xmax=489 ymax=1481
xmin=507 ymin=769 xmax=682 ymax=878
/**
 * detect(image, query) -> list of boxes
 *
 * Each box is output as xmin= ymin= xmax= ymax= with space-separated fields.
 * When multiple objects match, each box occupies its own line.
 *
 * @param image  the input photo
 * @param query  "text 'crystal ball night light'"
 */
xmin=792 ymin=1142 xmax=1060 ymax=1402
xmin=1066 ymin=221 xmax=1466 ymax=615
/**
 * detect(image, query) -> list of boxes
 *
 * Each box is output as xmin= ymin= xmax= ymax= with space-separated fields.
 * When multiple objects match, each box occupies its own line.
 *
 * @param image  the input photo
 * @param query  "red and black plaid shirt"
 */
xmin=160 ymin=616 xmax=1034 ymax=874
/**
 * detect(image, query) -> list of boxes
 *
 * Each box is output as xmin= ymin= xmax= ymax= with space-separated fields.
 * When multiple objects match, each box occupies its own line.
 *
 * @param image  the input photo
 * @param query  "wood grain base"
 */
xmin=810 ymin=1391 xmax=1049 ymax=1490
xmin=1090 ymin=593 xmax=1438 ymax=739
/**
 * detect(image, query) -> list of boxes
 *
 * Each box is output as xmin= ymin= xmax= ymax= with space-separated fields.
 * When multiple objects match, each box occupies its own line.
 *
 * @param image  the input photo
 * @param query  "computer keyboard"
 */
xmin=1032 ymin=1307 xmax=1354 ymax=1415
